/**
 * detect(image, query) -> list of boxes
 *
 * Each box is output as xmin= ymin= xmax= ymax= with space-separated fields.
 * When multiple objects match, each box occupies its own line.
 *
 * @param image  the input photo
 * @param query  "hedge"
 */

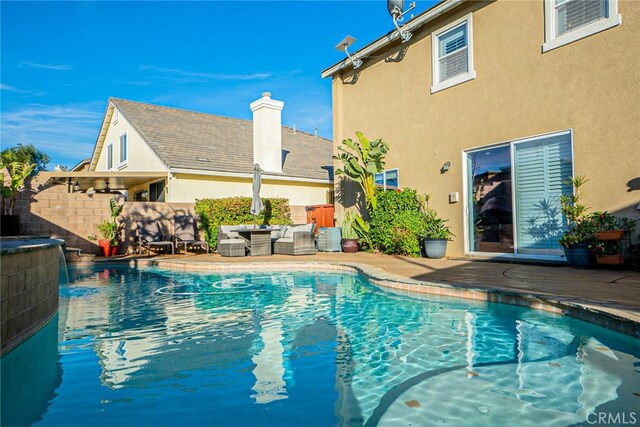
xmin=195 ymin=197 xmax=292 ymax=249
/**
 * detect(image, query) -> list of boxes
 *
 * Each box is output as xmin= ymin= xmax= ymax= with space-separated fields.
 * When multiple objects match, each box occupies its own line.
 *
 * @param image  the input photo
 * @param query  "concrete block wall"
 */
xmin=0 ymin=244 xmax=60 ymax=356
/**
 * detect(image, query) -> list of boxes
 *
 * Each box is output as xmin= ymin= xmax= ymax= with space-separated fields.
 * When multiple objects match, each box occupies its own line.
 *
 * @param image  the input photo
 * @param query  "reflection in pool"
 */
xmin=1 ymin=265 xmax=638 ymax=426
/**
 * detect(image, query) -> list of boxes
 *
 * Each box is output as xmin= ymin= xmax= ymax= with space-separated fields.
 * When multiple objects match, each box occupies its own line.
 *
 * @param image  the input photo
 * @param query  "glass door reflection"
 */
xmin=467 ymin=145 xmax=514 ymax=253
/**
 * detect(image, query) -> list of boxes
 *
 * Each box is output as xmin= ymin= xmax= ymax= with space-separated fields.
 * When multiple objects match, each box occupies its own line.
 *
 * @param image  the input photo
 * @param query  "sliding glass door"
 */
xmin=466 ymin=131 xmax=573 ymax=257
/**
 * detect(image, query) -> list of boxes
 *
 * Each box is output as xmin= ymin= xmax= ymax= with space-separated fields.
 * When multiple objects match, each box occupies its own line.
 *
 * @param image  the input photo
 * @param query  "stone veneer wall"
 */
xmin=16 ymin=178 xmax=310 ymax=254
xmin=0 ymin=241 xmax=62 ymax=356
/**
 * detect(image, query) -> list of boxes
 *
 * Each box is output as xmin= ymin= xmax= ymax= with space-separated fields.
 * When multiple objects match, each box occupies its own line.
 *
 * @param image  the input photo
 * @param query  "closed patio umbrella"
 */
xmin=251 ymin=163 xmax=264 ymax=228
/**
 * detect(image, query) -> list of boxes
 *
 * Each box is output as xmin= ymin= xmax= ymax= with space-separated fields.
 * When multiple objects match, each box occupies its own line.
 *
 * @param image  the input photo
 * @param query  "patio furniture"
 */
xmin=232 ymin=227 xmax=278 ymax=256
xmin=217 ymin=225 xmax=250 ymax=255
xmin=273 ymin=223 xmax=317 ymax=255
xmin=218 ymin=239 xmax=247 ymax=257
xmin=135 ymin=220 xmax=175 ymax=256
xmin=317 ymin=227 xmax=342 ymax=252
xmin=173 ymin=215 xmax=209 ymax=254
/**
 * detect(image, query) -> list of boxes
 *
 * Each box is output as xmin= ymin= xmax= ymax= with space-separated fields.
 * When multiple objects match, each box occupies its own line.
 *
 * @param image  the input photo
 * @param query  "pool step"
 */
xmin=64 ymin=247 xmax=95 ymax=264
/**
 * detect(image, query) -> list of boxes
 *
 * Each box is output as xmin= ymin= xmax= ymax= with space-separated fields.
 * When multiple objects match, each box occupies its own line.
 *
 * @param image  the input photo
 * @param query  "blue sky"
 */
xmin=1 ymin=1 xmax=437 ymax=169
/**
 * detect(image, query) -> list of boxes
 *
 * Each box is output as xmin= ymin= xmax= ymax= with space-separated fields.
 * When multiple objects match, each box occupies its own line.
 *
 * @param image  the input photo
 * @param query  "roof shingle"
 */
xmin=110 ymin=98 xmax=334 ymax=181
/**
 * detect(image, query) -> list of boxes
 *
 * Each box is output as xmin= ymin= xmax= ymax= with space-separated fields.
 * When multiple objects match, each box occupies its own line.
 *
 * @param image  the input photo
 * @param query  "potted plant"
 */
xmin=422 ymin=210 xmax=454 ymax=259
xmin=592 ymin=211 xmax=625 ymax=241
xmin=88 ymin=198 xmax=123 ymax=256
xmin=340 ymin=211 xmax=359 ymax=253
xmin=589 ymin=241 xmax=625 ymax=266
xmin=0 ymin=161 xmax=36 ymax=236
xmin=559 ymin=176 xmax=595 ymax=268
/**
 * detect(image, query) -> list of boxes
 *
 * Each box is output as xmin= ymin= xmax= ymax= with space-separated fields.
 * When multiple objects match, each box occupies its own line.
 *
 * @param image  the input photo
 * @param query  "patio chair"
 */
xmin=173 ymin=215 xmax=209 ymax=254
xmin=217 ymin=225 xmax=249 ymax=256
xmin=135 ymin=220 xmax=175 ymax=256
xmin=273 ymin=223 xmax=317 ymax=256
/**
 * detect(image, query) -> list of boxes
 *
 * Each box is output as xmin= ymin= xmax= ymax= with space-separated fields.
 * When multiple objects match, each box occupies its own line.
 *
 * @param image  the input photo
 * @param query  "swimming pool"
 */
xmin=2 ymin=265 xmax=638 ymax=426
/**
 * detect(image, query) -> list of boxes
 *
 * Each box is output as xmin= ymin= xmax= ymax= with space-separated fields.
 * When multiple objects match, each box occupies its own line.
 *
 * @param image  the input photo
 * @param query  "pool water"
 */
xmin=2 ymin=265 xmax=639 ymax=426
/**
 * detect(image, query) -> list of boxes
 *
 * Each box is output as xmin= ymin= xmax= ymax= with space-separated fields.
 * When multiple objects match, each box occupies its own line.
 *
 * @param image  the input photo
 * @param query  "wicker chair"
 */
xmin=273 ymin=224 xmax=317 ymax=255
xmin=173 ymin=215 xmax=209 ymax=254
xmin=135 ymin=220 xmax=175 ymax=256
xmin=217 ymin=225 xmax=249 ymax=256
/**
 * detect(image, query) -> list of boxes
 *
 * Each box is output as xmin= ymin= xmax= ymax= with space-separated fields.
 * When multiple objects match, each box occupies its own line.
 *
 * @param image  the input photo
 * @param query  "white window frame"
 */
xmin=375 ymin=168 xmax=400 ymax=190
xmin=462 ymin=129 xmax=574 ymax=261
xmin=431 ymin=13 xmax=476 ymax=94
xmin=543 ymin=0 xmax=621 ymax=52
xmin=118 ymin=133 xmax=128 ymax=168
xmin=106 ymin=143 xmax=113 ymax=170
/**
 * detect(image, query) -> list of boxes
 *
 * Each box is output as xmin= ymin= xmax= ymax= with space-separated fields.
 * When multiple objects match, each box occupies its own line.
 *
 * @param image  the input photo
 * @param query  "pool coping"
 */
xmin=102 ymin=258 xmax=639 ymax=338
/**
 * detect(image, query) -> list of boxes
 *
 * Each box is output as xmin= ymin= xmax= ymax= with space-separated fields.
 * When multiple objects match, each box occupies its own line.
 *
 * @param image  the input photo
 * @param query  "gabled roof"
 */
xmin=107 ymin=98 xmax=334 ymax=182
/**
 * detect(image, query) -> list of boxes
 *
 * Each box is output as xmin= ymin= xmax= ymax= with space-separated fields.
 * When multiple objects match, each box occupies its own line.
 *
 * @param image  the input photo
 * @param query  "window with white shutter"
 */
xmin=431 ymin=14 xmax=476 ymax=93
xmin=543 ymin=0 xmax=620 ymax=52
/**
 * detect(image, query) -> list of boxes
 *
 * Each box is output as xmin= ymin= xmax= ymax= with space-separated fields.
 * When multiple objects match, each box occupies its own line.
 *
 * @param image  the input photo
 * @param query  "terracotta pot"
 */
xmin=595 ymin=254 xmax=624 ymax=265
xmin=596 ymin=230 xmax=624 ymax=241
xmin=98 ymin=240 xmax=116 ymax=257
xmin=341 ymin=238 xmax=359 ymax=253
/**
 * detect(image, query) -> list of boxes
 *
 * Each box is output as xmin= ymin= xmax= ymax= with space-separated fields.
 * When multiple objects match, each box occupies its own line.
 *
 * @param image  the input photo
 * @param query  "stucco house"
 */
xmin=323 ymin=0 xmax=639 ymax=261
xmin=48 ymin=93 xmax=334 ymax=220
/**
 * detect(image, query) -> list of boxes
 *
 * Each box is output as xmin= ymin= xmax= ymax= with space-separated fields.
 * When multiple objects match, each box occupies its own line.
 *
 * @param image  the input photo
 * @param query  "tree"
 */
xmin=333 ymin=131 xmax=390 ymax=211
xmin=1 ymin=144 xmax=50 ymax=175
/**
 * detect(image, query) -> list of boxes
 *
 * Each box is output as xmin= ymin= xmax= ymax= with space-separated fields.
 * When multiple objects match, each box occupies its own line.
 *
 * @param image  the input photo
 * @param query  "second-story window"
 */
xmin=119 ymin=133 xmax=127 ymax=165
xmin=543 ymin=0 xmax=620 ymax=52
xmin=431 ymin=13 xmax=475 ymax=93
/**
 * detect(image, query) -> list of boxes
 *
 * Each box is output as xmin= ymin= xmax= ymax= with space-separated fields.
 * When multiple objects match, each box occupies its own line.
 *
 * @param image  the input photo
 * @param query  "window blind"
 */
xmin=514 ymin=134 xmax=572 ymax=254
xmin=556 ymin=0 xmax=607 ymax=35
xmin=438 ymin=23 xmax=468 ymax=81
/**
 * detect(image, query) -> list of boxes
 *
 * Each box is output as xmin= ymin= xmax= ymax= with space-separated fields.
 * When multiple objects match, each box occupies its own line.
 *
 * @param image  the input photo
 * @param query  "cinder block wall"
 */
xmin=0 ymin=244 xmax=60 ymax=356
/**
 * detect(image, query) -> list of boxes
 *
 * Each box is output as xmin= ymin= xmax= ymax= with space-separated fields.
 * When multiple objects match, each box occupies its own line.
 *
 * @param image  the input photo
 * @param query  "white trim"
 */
xmin=112 ymin=109 xmax=119 ymax=125
xmin=431 ymin=13 xmax=476 ymax=94
xmin=169 ymin=168 xmax=333 ymax=184
xmin=462 ymin=129 xmax=574 ymax=260
xmin=543 ymin=0 xmax=621 ymax=52
xmin=321 ymin=0 xmax=465 ymax=78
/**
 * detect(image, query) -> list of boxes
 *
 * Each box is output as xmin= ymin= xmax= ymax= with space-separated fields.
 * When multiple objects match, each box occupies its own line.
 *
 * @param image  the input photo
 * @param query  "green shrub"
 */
xmin=369 ymin=188 xmax=428 ymax=257
xmin=195 ymin=197 xmax=292 ymax=249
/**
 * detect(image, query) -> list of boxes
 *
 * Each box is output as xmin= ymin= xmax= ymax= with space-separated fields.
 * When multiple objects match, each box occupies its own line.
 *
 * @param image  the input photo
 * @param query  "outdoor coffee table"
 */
xmin=232 ymin=227 xmax=279 ymax=256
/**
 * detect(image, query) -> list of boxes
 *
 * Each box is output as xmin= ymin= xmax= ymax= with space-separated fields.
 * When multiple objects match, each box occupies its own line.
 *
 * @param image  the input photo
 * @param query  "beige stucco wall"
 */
xmin=95 ymin=107 xmax=167 ymax=172
xmin=332 ymin=0 xmax=640 ymax=257
xmin=167 ymin=173 xmax=333 ymax=206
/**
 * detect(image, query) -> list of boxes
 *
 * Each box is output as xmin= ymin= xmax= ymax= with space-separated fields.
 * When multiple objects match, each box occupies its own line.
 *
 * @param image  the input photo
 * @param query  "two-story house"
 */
xmin=323 ymin=0 xmax=639 ymax=260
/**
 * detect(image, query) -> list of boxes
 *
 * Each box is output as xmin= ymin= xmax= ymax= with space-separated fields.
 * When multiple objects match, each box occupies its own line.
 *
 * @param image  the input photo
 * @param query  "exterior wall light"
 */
xmin=441 ymin=161 xmax=451 ymax=173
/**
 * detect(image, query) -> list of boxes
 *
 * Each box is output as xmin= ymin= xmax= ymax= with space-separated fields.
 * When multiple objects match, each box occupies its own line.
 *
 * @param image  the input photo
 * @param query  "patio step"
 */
xmin=64 ymin=247 xmax=95 ymax=264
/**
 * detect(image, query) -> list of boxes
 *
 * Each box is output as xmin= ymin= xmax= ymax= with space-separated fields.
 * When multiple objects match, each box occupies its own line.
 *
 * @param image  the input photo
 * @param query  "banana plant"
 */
xmin=1 ymin=161 xmax=36 ymax=215
xmin=333 ymin=131 xmax=389 ymax=211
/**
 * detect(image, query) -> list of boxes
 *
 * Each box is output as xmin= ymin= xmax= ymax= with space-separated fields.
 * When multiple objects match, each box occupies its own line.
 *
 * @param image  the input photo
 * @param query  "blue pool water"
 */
xmin=1 ymin=265 xmax=639 ymax=426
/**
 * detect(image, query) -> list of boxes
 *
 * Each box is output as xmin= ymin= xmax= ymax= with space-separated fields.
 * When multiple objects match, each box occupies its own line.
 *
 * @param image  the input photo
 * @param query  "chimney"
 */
xmin=250 ymin=92 xmax=284 ymax=174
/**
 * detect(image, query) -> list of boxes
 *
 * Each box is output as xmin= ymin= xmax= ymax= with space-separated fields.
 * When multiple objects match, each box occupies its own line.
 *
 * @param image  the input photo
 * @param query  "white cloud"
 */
xmin=19 ymin=61 xmax=72 ymax=71
xmin=0 ymin=103 xmax=102 ymax=167
xmin=139 ymin=65 xmax=272 ymax=81
xmin=0 ymin=83 xmax=46 ymax=96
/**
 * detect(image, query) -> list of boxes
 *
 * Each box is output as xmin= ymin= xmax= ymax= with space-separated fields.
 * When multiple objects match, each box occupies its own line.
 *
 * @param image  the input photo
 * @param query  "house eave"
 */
xmin=169 ymin=168 xmax=333 ymax=185
xmin=321 ymin=0 xmax=464 ymax=79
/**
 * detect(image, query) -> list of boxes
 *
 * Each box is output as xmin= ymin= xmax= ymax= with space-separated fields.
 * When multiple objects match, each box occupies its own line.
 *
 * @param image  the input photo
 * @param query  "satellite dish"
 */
xmin=387 ymin=0 xmax=404 ymax=18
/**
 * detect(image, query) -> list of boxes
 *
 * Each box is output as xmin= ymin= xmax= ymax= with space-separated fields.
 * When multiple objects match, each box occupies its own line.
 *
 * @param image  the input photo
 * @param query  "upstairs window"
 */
xmin=119 ymin=133 xmax=128 ymax=165
xmin=431 ymin=14 xmax=476 ymax=93
xmin=375 ymin=169 xmax=399 ymax=190
xmin=543 ymin=0 xmax=620 ymax=52
xmin=106 ymin=144 xmax=113 ymax=170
